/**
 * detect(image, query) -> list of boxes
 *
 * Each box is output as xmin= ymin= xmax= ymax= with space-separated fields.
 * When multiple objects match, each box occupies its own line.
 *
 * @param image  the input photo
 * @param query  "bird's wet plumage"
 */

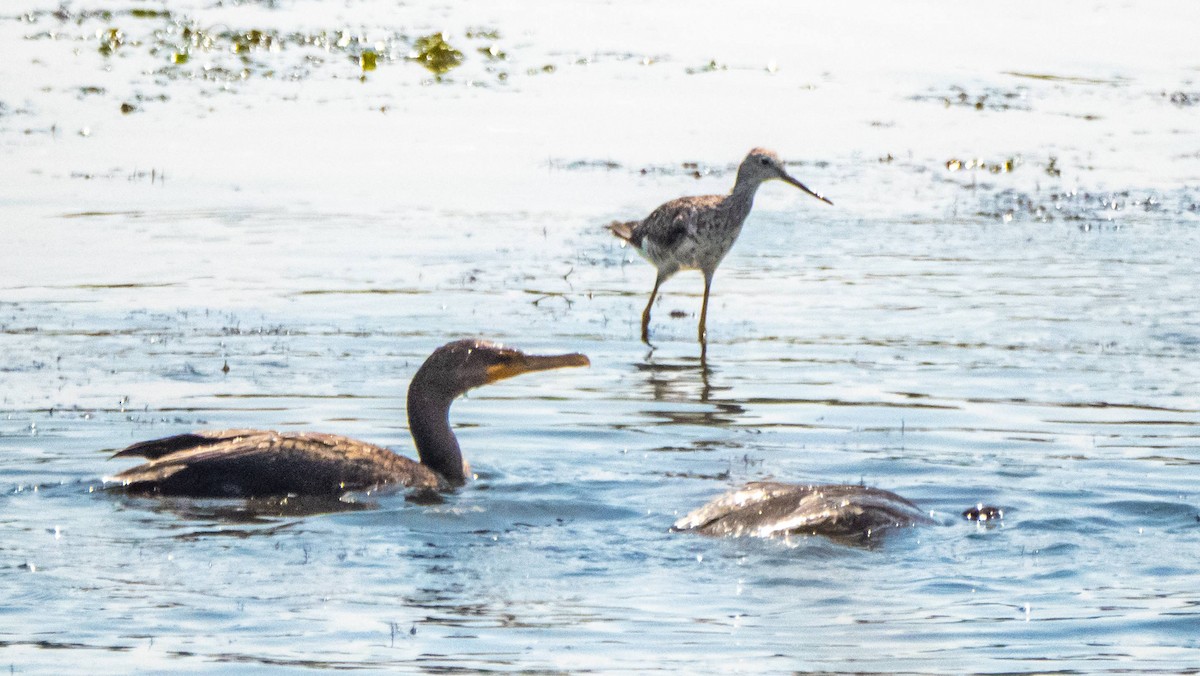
xmin=672 ymin=481 xmax=934 ymax=540
xmin=105 ymin=339 xmax=589 ymax=498
xmin=109 ymin=430 xmax=440 ymax=497
xmin=610 ymin=148 xmax=832 ymax=351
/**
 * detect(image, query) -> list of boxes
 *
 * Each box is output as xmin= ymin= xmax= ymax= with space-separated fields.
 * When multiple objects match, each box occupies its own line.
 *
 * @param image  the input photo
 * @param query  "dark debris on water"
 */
xmin=1164 ymin=90 xmax=1200 ymax=107
xmin=962 ymin=504 xmax=1003 ymax=522
xmin=913 ymin=85 xmax=1031 ymax=112
xmin=976 ymin=187 xmax=1199 ymax=225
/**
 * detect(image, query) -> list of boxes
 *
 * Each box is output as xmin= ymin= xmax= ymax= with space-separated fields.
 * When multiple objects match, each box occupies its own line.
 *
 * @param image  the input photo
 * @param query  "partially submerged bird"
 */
xmin=105 ymin=339 xmax=589 ymax=498
xmin=671 ymin=481 xmax=935 ymax=541
xmin=609 ymin=148 xmax=832 ymax=351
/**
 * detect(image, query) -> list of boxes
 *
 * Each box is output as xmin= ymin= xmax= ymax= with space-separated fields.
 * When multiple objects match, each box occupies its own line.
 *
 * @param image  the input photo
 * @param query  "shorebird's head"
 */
xmin=738 ymin=148 xmax=833 ymax=205
xmin=412 ymin=339 xmax=590 ymax=400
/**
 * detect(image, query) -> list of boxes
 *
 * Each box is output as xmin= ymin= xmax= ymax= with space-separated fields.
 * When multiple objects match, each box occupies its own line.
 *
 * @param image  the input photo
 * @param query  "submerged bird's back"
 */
xmin=673 ymin=482 xmax=934 ymax=540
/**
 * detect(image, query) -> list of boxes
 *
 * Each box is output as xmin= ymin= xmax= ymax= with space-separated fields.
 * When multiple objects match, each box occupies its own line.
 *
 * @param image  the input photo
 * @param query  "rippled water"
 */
xmin=3 ymin=0 xmax=1199 ymax=672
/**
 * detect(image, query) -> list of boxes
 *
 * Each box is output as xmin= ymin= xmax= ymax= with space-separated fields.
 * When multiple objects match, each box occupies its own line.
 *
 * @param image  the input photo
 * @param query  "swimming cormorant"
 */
xmin=105 ymin=339 xmax=589 ymax=497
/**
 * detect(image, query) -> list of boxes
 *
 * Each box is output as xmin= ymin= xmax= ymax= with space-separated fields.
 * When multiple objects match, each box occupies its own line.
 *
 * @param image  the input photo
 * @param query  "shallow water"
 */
xmin=3 ymin=0 xmax=1200 ymax=673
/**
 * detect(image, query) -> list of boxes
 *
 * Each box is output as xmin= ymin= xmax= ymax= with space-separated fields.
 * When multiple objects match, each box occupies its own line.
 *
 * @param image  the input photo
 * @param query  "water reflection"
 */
xmin=109 ymin=493 xmax=376 ymax=529
xmin=633 ymin=354 xmax=747 ymax=429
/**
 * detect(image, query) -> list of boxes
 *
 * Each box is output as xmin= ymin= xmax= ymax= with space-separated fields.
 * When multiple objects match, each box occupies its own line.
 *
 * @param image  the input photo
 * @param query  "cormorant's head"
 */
xmin=413 ymin=339 xmax=590 ymax=400
xmin=737 ymin=148 xmax=833 ymax=205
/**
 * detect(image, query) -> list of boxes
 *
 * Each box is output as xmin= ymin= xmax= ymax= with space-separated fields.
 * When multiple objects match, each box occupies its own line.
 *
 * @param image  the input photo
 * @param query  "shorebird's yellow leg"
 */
xmin=698 ymin=271 xmax=714 ymax=346
xmin=641 ymin=274 xmax=665 ymax=344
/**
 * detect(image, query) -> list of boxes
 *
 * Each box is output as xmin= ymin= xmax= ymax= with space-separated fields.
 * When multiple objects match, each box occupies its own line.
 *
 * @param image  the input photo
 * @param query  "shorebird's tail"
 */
xmin=607 ymin=220 xmax=640 ymax=245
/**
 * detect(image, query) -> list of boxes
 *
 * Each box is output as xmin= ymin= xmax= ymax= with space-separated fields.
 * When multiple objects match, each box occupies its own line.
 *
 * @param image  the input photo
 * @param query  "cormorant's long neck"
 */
xmin=407 ymin=379 xmax=467 ymax=486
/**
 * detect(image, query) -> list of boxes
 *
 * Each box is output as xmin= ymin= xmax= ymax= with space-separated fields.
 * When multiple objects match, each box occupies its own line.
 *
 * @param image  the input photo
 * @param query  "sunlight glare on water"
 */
xmin=2 ymin=0 xmax=1199 ymax=673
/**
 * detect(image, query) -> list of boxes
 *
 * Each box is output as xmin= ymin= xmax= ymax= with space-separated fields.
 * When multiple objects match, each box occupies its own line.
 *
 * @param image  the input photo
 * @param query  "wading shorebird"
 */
xmin=105 ymin=339 xmax=589 ymax=498
xmin=609 ymin=148 xmax=832 ymax=355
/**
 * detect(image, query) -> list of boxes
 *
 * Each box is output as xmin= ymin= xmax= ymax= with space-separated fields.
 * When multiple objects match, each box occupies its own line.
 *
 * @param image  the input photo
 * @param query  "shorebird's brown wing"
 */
xmin=107 ymin=429 xmax=436 ymax=497
xmin=610 ymin=195 xmax=720 ymax=250
xmin=639 ymin=196 xmax=724 ymax=252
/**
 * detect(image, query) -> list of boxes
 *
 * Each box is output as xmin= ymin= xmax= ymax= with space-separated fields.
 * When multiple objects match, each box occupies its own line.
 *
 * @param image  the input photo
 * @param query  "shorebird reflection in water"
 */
xmin=609 ymin=148 xmax=832 ymax=354
xmin=105 ymin=339 xmax=589 ymax=498
xmin=672 ymin=481 xmax=935 ymax=542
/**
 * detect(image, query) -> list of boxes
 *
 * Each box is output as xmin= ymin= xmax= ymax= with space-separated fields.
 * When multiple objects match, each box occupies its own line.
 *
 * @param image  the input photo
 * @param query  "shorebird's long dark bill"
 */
xmin=485 ymin=352 xmax=590 ymax=384
xmin=781 ymin=174 xmax=834 ymax=206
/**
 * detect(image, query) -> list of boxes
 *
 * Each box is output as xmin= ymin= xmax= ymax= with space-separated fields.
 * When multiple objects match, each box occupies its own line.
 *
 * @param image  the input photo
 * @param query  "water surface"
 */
xmin=2 ymin=0 xmax=1199 ymax=672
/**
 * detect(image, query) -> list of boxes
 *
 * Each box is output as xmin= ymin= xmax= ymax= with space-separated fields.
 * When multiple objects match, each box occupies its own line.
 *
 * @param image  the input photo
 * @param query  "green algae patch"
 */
xmin=411 ymin=32 xmax=463 ymax=75
xmin=1003 ymin=71 xmax=1125 ymax=85
xmin=130 ymin=9 xmax=170 ymax=20
xmin=465 ymin=28 xmax=501 ymax=40
xmin=233 ymin=29 xmax=268 ymax=53
xmin=360 ymin=50 xmax=378 ymax=72
xmin=945 ymin=157 xmax=1019 ymax=174
xmin=21 ymin=7 xmax=515 ymax=88
xmin=477 ymin=44 xmax=506 ymax=61
xmin=686 ymin=60 xmax=727 ymax=75
xmin=97 ymin=28 xmax=125 ymax=56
